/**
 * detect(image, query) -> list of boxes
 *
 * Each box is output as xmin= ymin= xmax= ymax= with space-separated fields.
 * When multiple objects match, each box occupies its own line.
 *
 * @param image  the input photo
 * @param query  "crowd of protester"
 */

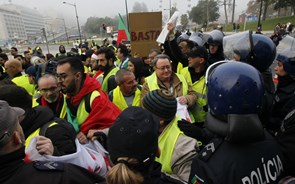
xmin=1 ymin=20 xmax=295 ymax=184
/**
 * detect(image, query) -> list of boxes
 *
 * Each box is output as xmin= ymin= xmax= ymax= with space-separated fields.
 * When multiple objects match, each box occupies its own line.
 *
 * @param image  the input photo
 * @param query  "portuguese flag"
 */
xmin=117 ymin=14 xmax=130 ymax=46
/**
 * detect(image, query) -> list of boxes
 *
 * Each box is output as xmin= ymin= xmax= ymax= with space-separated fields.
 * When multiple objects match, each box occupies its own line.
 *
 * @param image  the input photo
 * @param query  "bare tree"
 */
xmin=132 ymin=2 xmax=148 ymax=13
xmin=222 ymin=0 xmax=230 ymax=24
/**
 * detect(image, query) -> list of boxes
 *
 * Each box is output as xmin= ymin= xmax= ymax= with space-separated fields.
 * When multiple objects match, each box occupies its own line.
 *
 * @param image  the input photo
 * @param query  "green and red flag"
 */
xmin=117 ymin=14 xmax=130 ymax=46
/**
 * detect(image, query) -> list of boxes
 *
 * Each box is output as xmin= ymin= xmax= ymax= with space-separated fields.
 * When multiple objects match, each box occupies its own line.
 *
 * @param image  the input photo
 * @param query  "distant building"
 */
xmin=0 ymin=7 xmax=26 ymax=44
xmin=0 ymin=3 xmax=45 ymax=42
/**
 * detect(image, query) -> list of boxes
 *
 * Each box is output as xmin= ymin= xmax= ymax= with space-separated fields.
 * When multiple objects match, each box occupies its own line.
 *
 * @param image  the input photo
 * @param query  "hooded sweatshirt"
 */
xmin=66 ymin=74 xmax=121 ymax=134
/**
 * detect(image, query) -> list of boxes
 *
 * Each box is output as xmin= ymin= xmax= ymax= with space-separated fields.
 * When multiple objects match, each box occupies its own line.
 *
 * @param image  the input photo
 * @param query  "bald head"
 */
xmin=4 ymin=59 xmax=23 ymax=78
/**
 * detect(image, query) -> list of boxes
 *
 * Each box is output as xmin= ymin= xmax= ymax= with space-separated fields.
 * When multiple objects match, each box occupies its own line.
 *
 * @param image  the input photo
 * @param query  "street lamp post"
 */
xmin=63 ymin=1 xmax=82 ymax=47
xmin=49 ymin=24 xmax=56 ymax=44
xmin=57 ymin=18 xmax=70 ymax=45
xmin=231 ymin=0 xmax=236 ymax=23
xmin=169 ymin=0 xmax=171 ymax=18
xmin=257 ymin=0 xmax=263 ymax=30
xmin=124 ymin=0 xmax=129 ymax=32
xmin=41 ymin=28 xmax=50 ymax=53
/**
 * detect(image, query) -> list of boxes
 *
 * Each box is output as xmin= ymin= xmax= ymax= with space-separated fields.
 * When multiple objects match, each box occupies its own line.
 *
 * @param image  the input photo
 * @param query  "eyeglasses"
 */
xmin=155 ymin=65 xmax=171 ymax=71
xmin=39 ymin=86 xmax=58 ymax=93
xmin=55 ymin=73 xmax=68 ymax=82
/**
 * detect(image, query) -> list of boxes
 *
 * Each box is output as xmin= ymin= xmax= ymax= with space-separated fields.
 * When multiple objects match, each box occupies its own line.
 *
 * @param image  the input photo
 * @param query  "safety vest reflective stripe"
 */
xmin=180 ymin=67 xmax=207 ymax=123
xmin=101 ymin=67 xmax=119 ymax=92
xmin=155 ymin=116 xmax=182 ymax=174
xmin=12 ymin=75 xmax=35 ymax=96
xmin=25 ymin=122 xmax=58 ymax=148
xmin=196 ymin=92 xmax=206 ymax=99
xmin=76 ymin=90 xmax=100 ymax=127
xmin=146 ymin=72 xmax=188 ymax=96
xmin=112 ymin=86 xmax=141 ymax=111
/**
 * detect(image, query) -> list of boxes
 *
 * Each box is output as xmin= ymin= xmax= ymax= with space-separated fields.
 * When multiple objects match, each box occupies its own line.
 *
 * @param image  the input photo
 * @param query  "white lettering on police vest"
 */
xmin=241 ymin=155 xmax=283 ymax=184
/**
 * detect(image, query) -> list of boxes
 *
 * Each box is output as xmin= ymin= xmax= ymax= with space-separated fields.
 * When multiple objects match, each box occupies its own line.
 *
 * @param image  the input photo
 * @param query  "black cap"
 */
xmin=186 ymin=46 xmax=208 ymax=60
xmin=108 ymin=107 xmax=159 ymax=164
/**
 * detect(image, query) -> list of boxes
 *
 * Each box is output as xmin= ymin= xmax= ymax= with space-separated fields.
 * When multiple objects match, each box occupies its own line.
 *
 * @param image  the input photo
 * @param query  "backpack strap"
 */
xmin=84 ymin=92 xmax=92 ymax=114
xmin=108 ymin=90 xmax=114 ymax=102
xmin=39 ymin=120 xmax=55 ymax=136
xmin=137 ymin=85 xmax=142 ymax=91
xmin=83 ymin=90 xmax=101 ymax=114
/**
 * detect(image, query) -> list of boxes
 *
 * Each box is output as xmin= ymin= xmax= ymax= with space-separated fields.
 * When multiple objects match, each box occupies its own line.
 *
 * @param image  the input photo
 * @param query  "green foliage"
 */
xmin=180 ymin=14 xmax=189 ymax=29
xmin=222 ymin=16 xmax=295 ymax=32
xmin=245 ymin=15 xmax=295 ymax=31
xmin=83 ymin=16 xmax=119 ymax=34
xmin=189 ymin=0 xmax=220 ymax=25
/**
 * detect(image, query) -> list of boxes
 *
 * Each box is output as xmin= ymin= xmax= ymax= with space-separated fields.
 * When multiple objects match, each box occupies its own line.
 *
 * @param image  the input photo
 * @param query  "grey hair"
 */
xmin=38 ymin=74 xmax=58 ymax=85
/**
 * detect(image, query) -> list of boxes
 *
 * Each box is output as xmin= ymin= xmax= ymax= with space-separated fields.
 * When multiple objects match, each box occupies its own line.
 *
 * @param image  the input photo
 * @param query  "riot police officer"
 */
xmin=188 ymin=62 xmax=285 ymax=184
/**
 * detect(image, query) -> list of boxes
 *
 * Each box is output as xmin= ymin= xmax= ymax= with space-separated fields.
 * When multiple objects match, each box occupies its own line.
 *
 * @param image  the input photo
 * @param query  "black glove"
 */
xmin=93 ymin=132 xmax=108 ymax=150
xmin=178 ymin=119 xmax=205 ymax=142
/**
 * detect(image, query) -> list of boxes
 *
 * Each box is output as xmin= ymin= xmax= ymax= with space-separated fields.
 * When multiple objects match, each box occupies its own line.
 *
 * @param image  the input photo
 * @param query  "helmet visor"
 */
xmin=223 ymin=31 xmax=252 ymax=62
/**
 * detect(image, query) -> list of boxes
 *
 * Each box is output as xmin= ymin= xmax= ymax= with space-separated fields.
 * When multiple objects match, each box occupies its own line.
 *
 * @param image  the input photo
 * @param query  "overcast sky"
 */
xmin=0 ymin=0 xmax=249 ymax=25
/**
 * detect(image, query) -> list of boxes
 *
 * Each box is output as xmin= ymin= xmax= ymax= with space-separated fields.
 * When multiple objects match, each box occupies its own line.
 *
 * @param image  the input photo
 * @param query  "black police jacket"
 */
xmin=268 ymin=75 xmax=295 ymax=132
xmin=276 ymin=96 xmax=295 ymax=176
xmin=189 ymin=133 xmax=285 ymax=184
xmin=0 ymin=147 xmax=105 ymax=184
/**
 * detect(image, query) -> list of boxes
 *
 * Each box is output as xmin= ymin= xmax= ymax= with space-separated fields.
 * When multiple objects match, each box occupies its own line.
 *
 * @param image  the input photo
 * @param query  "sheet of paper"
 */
xmin=156 ymin=11 xmax=180 ymax=44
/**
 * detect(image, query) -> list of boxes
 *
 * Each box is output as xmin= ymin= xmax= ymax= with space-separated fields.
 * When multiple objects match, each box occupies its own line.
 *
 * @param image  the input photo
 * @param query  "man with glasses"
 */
xmin=36 ymin=74 xmax=66 ymax=119
xmin=141 ymin=54 xmax=197 ymax=109
xmin=56 ymin=56 xmax=121 ymax=144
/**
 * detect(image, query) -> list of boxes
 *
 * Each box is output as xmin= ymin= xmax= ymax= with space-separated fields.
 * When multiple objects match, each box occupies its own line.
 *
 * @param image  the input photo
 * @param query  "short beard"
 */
xmin=44 ymin=93 xmax=59 ymax=103
xmin=61 ymin=79 xmax=76 ymax=95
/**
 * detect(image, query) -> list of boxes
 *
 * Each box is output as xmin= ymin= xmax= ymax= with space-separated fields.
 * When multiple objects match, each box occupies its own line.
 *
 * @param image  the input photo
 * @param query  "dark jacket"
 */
xmin=144 ymin=161 xmax=184 ymax=184
xmin=207 ymin=48 xmax=225 ymax=65
xmin=21 ymin=106 xmax=76 ymax=156
xmin=276 ymin=95 xmax=295 ymax=176
xmin=189 ymin=114 xmax=285 ymax=184
xmin=0 ymin=147 xmax=105 ymax=184
xmin=164 ymin=38 xmax=189 ymax=73
xmin=260 ymin=69 xmax=276 ymax=127
xmin=268 ymin=75 xmax=295 ymax=131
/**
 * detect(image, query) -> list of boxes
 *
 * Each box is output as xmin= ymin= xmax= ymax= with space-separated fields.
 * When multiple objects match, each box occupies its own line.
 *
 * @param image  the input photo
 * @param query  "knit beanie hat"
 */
xmin=108 ymin=106 xmax=159 ymax=164
xmin=142 ymin=89 xmax=177 ymax=121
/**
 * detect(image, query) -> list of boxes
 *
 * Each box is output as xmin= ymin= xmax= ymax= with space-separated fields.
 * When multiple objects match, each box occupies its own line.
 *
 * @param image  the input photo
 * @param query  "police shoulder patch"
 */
xmin=198 ymin=138 xmax=223 ymax=162
xmin=33 ymin=161 xmax=64 ymax=171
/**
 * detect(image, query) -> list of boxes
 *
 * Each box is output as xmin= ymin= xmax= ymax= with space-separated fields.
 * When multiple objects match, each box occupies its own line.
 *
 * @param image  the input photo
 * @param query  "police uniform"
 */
xmin=190 ymin=60 xmax=286 ymax=184
xmin=276 ymin=96 xmax=295 ymax=176
xmin=0 ymin=147 xmax=105 ymax=184
xmin=189 ymin=120 xmax=285 ymax=184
